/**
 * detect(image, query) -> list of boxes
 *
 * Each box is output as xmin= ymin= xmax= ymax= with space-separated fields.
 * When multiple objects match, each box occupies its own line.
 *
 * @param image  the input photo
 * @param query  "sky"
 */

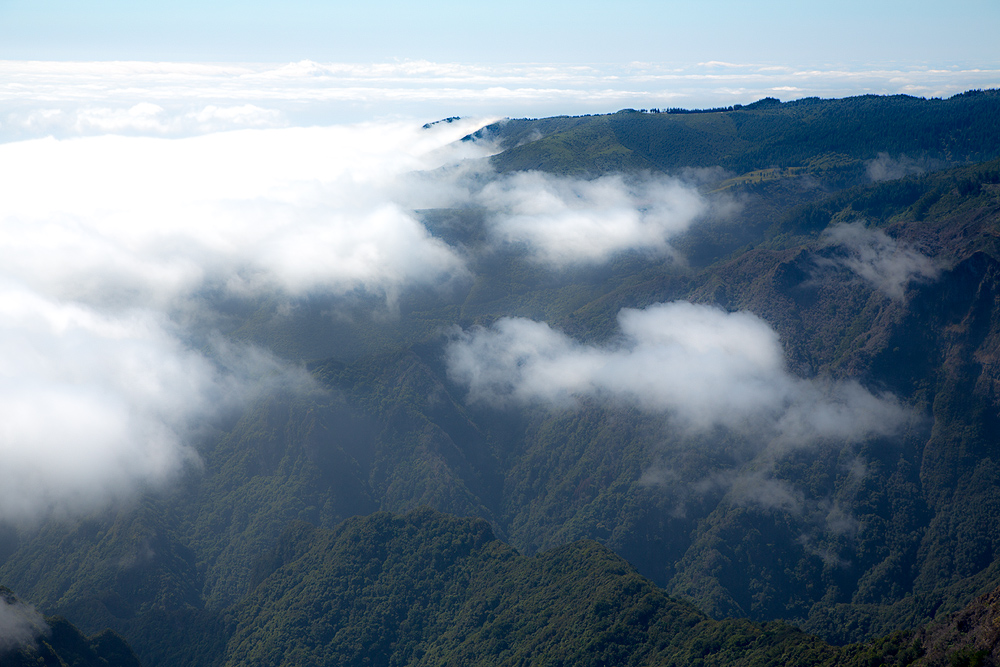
xmin=0 ymin=0 xmax=988 ymax=521
xmin=2 ymin=0 xmax=998 ymax=66
xmin=0 ymin=0 xmax=999 ymax=124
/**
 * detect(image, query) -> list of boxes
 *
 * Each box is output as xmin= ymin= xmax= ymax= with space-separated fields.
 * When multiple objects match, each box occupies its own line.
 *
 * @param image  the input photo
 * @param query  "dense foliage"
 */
xmin=5 ymin=91 xmax=1000 ymax=666
xmin=225 ymin=508 xmax=849 ymax=667
xmin=0 ymin=587 xmax=141 ymax=667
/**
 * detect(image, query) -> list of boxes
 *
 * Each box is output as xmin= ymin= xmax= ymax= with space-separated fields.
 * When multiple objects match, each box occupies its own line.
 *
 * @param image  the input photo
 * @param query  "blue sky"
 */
xmin=1 ymin=0 xmax=998 ymax=65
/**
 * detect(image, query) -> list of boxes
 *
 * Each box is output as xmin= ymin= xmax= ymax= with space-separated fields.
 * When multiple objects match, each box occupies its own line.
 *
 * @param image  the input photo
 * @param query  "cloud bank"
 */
xmin=824 ymin=223 xmax=940 ymax=299
xmin=446 ymin=301 xmax=910 ymax=444
xmin=0 ymin=108 xmax=722 ymax=520
xmin=0 ymin=121 xmax=489 ymax=308
xmin=1 ymin=60 xmax=997 ymax=139
xmin=476 ymin=172 xmax=708 ymax=265
xmin=0 ymin=117 xmax=500 ymax=521
xmin=0 ymin=288 xmax=216 ymax=520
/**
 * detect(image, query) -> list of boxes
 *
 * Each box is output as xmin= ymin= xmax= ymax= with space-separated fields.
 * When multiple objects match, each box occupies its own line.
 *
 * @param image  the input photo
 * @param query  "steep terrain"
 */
xmin=3 ymin=92 xmax=1000 ymax=666
xmin=0 ymin=587 xmax=141 ymax=667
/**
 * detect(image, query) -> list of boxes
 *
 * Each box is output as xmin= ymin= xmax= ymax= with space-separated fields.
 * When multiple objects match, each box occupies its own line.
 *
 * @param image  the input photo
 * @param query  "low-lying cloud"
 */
xmin=446 ymin=301 xmax=911 ymax=444
xmin=866 ymin=152 xmax=943 ymax=182
xmin=823 ymin=222 xmax=940 ymax=299
xmin=0 ymin=287 xmax=214 ymax=520
xmin=0 ymin=109 xmax=725 ymax=521
xmin=0 ymin=282 xmax=322 ymax=521
xmin=0 ymin=594 xmax=46 ymax=654
xmin=476 ymin=172 xmax=710 ymax=265
xmin=0 ymin=118 xmax=504 ymax=520
xmin=0 ymin=121 xmax=489 ymax=309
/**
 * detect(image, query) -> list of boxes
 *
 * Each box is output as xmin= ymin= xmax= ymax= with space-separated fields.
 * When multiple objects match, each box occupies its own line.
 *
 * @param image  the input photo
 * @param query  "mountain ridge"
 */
xmin=5 ymin=91 xmax=1000 ymax=666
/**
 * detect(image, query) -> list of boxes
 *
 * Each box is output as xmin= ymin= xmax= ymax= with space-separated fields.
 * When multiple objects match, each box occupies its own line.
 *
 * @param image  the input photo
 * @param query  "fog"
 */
xmin=823 ymin=222 xmax=940 ymax=299
xmin=0 ymin=118 xmax=494 ymax=520
xmin=446 ymin=301 xmax=911 ymax=444
xmin=477 ymin=172 xmax=709 ymax=265
xmin=0 ymin=595 xmax=46 ymax=653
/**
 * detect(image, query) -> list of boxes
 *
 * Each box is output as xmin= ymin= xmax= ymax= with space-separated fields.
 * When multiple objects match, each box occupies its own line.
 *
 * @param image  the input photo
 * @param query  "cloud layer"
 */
xmin=0 ymin=106 xmax=729 ymax=520
xmin=0 ymin=288 xmax=218 ymax=519
xmin=446 ymin=302 xmax=911 ymax=444
xmin=0 ymin=121 xmax=489 ymax=308
xmin=0 ymin=118 xmax=499 ymax=520
xmin=1 ymin=60 xmax=997 ymax=139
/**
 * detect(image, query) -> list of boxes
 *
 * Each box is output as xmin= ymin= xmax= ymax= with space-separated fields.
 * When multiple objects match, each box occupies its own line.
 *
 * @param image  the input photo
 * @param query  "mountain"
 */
xmin=4 ymin=91 xmax=1000 ymax=666
xmin=0 ymin=587 xmax=141 ymax=667
xmin=224 ymin=508 xmax=853 ymax=667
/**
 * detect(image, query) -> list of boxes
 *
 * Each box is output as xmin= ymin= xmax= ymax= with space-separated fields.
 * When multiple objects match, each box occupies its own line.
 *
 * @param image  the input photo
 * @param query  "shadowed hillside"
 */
xmin=4 ymin=92 xmax=1000 ymax=666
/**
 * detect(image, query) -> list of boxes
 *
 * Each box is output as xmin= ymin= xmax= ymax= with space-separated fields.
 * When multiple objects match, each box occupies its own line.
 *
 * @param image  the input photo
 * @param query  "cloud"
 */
xmin=0 ymin=117 xmax=501 ymax=520
xmin=0 ymin=286 xmax=217 ymax=520
xmin=0 ymin=120 xmax=491 ymax=309
xmin=823 ymin=222 xmax=940 ymax=299
xmin=0 ymin=593 xmax=47 ymax=654
xmin=445 ymin=301 xmax=911 ymax=444
xmin=0 ymin=281 xmax=321 ymax=522
xmin=1 ymin=60 xmax=997 ymax=137
xmin=476 ymin=172 xmax=710 ymax=266
xmin=866 ymin=152 xmax=943 ymax=182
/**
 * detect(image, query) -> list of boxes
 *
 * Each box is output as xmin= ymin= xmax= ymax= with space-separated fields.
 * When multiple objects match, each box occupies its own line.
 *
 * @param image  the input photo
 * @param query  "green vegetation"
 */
xmin=6 ymin=91 xmax=1000 ymax=666
xmin=225 ymin=508 xmax=848 ymax=667
xmin=0 ymin=587 xmax=141 ymax=667
xmin=483 ymin=91 xmax=1000 ymax=181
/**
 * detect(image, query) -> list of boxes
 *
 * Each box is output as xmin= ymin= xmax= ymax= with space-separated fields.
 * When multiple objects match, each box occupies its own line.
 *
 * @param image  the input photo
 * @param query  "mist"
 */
xmin=823 ymin=222 xmax=940 ymax=299
xmin=476 ymin=171 xmax=710 ymax=265
xmin=445 ymin=301 xmax=911 ymax=444
xmin=0 ymin=117 xmax=499 ymax=520
xmin=866 ymin=152 xmax=943 ymax=182
xmin=0 ymin=594 xmax=46 ymax=653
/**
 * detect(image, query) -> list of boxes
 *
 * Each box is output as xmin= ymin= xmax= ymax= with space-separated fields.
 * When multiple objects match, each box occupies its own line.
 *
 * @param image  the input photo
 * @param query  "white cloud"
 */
xmin=477 ymin=172 xmax=710 ymax=266
xmin=0 ymin=594 xmax=46 ymax=653
xmin=0 ymin=286 xmax=215 ymax=520
xmin=0 ymin=120 xmax=490 ymax=308
xmin=446 ymin=301 xmax=910 ymax=444
xmin=866 ymin=152 xmax=943 ymax=182
xmin=0 ymin=60 xmax=997 ymax=139
xmin=0 ymin=117 xmax=499 ymax=520
xmin=823 ymin=222 xmax=940 ymax=299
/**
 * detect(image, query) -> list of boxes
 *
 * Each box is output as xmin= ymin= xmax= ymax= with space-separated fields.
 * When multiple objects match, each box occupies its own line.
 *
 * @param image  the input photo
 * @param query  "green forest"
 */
xmin=6 ymin=90 xmax=1000 ymax=666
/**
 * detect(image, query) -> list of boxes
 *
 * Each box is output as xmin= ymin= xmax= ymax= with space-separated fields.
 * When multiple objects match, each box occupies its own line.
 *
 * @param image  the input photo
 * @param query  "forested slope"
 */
xmin=4 ymin=92 xmax=1000 ymax=666
xmin=0 ymin=587 xmax=141 ymax=667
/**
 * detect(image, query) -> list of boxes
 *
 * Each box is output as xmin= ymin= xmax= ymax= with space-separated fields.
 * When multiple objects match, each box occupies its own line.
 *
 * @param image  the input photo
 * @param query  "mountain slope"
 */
xmin=225 ymin=508 xmax=850 ymax=667
xmin=0 ymin=587 xmax=142 ymax=667
xmin=4 ymin=93 xmax=1000 ymax=666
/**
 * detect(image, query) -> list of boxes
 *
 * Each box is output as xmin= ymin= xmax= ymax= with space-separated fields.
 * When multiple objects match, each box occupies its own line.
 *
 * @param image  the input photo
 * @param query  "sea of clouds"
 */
xmin=0 ymin=59 xmax=965 ymax=521
xmin=2 ymin=60 xmax=999 ymax=141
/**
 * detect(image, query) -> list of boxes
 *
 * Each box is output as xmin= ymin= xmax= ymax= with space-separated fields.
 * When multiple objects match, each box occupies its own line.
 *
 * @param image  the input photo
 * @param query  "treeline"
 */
xmin=487 ymin=89 xmax=1000 ymax=178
